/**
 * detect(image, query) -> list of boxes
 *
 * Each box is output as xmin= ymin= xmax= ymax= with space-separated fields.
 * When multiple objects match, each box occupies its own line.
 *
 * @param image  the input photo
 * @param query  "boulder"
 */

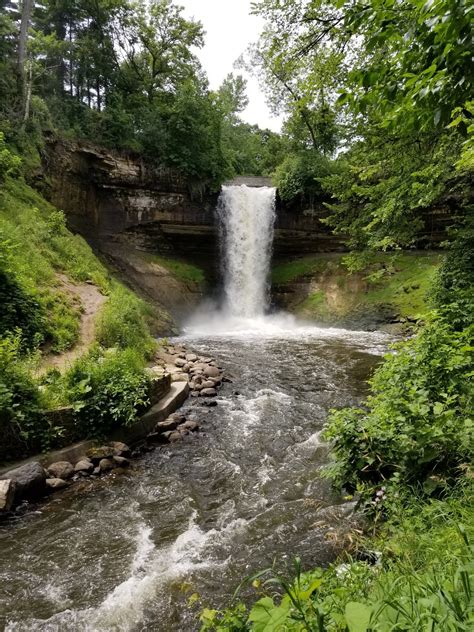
xmin=200 ymin=388 xmax=217 ymax=397
xmin=46 ymin=478 xmax=69 ymax=490
xmin=155 ymin=417 xmax=179 ymax=432
xmin=47 ymin=461 xmax=74 ymax=480
xmin=110 ymin=441 xmax=131 ymax=457
xmin=146 ymin=432 xmax=169 ymax=444
xmin=168 ymin=431 xmax=183 ymax=443
xmin=0 ymin=462 xmax=47 ymax=501
xmin=181 ymin=420 xmax=200 ymax=432
xmin=171 ymin=373 xmax=189 ymax=383
xmin=204 ymin=366 xmax=220 ymax=378
xmin=185 ymin=353 xmax=198 ymax=362
xmin=113 ymin=456 xmax=130 ymax=467
xmin=201 ymin=380 xmax=215 ymax=389
xmin=174 ymin=358 xmax=187 ymax=368
xmin=74 ymin=459 xmax=94 ymax=474
xmin=98 ymin=458 xmax=116 ymax=473
xmin=86 ymin=446 xmax=114 ymax=464
xmin=0 ymin=480 xmax=15 ymax=512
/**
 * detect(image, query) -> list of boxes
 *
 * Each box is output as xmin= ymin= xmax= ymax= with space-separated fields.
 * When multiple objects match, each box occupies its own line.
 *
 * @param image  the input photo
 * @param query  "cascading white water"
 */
xmin=217 ymin=185 xmax=276 ymax=317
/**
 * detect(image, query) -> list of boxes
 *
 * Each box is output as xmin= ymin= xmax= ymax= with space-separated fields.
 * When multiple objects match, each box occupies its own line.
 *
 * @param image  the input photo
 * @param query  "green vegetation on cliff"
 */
xmin=273 ymin=253 xmax=440 ymax=326
xmin=0 ymin=176 xmax=107 ymax=352
xmin=146 ymin=253 xmax=206 ymax=285
xmin=0 ymin=168 xmax=166 ymax=462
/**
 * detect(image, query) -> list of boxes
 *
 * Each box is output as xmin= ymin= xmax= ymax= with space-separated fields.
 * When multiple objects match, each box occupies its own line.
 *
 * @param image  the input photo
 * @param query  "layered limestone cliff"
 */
xmin=41 ymin=139 xmax=452 ymax=324
xmin=42 ymin=139 xmax=348 ymax=264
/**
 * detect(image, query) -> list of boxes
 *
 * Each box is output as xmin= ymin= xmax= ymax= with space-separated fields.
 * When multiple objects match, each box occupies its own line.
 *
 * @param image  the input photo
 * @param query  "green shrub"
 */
xmin=433 ymin=221 xmax=474 ymax=330
xmin=0 ymin=236 xmax=46 ymax=349
xmin=96 ymin=283 xmax=156 ymax=357
xmin=323 ymin=320 xmax=473 ymax=491
xmin=64 ymin=346 xmax=151 ymax=437
xmin=0 ymin=132 xmax=21 ymax=182
xmin=0 ymin=335 xmax=47 ymax=462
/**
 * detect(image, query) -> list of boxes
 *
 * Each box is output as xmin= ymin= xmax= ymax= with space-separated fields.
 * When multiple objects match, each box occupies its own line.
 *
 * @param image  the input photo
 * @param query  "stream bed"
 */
xmin=0 ymin=324 xmax=389 ymax=631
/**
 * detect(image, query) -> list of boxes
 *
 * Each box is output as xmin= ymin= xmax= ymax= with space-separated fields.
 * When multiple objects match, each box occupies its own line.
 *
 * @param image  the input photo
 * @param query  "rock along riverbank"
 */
xmin=0 ymin=343 xmax=229 ymax=515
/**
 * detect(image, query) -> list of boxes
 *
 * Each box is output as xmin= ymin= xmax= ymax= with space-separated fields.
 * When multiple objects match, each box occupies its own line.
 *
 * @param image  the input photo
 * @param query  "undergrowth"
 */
xmin=146 ymin=252 xmax=206 ymax=284
xmin=272 ymin=252 xmax=440 ymax=323
xmin=0 ymin=171 xmax=160 ymax=459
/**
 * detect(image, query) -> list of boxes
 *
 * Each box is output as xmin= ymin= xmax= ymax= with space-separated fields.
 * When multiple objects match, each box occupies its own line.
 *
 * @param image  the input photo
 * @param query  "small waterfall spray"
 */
xmin=217 ymin=185 xmax=276 ymax=317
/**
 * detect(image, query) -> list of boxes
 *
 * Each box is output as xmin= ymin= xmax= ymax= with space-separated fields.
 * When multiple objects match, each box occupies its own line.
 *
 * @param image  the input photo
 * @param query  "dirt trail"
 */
xmin=39 ymin=274 xmax=107 ymax=374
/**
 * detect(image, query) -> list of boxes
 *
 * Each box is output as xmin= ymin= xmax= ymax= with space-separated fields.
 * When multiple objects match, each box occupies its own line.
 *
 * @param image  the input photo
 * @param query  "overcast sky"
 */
xmin=179 ymin=0 xmax=283 ymax=132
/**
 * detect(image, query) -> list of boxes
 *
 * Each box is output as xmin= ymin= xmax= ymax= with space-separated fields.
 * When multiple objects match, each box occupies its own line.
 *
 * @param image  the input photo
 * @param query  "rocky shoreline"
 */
xmin=0 ymin=343 xmax=228 ymax=516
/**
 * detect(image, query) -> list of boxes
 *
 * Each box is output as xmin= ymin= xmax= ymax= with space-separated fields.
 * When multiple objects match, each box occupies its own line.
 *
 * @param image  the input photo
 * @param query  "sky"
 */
xmin=178 ymin=0 xmax=283 ymax=132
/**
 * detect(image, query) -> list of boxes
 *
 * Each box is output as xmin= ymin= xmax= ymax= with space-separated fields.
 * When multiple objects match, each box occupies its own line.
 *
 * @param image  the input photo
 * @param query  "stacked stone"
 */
xmin=156 ymin=343 xmax=227 ymax=399
xmin=0 ymin=442 xmax=132 ymax=512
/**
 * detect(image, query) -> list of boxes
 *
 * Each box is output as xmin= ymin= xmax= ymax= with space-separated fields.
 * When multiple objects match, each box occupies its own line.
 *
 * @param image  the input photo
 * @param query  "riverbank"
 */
xmin=0 ymin=344 xmax=228 ymax=514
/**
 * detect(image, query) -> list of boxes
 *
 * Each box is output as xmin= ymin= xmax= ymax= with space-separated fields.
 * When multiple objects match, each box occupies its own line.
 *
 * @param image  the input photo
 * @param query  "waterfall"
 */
xmin=217 ymin=185 xmax=276 ymax=317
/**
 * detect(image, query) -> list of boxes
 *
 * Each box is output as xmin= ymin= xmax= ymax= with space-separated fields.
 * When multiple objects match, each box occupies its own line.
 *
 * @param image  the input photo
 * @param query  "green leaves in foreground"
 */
xmin=323 ymin=319 xmax=473 ymax=492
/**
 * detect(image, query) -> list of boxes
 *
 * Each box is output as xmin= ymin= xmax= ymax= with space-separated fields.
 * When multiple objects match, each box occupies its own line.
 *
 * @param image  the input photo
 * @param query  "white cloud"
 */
xmin=179 ymin=0 xmax=283 ymax=132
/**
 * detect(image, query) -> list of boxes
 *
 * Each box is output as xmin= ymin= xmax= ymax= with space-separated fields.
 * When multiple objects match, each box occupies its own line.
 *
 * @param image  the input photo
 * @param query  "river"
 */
xmin=0 ymin=319 xmax=388 ymax=631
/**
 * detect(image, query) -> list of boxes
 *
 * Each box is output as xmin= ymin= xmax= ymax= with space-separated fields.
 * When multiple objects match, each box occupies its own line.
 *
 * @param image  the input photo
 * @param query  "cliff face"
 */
xmin=42 ymin=139 xmax=348 ymax=266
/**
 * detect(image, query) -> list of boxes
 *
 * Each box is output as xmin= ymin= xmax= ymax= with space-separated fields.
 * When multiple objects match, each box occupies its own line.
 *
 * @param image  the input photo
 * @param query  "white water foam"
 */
xmin=7 ymin=509 xmax=253 ymax=632
xmin=217 ymin=184 xmax=276 ymax=317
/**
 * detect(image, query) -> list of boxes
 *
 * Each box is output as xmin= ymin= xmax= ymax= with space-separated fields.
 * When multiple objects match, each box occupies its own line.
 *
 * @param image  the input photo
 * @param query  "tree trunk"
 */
xmin=18 ymin=0 xmax=35 ymax=122
xmin=18 ymin=0 xmax=34 ymax=76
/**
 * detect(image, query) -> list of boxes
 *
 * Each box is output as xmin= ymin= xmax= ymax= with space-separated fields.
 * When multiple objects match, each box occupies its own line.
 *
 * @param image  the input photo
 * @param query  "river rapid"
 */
xmin=0 ymin=317 xmax=389 ymax=631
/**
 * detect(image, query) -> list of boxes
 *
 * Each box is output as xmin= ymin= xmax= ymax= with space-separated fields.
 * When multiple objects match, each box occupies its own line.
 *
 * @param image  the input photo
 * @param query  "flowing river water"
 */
xmin=0 ymin=186 xmax=390 ymax=630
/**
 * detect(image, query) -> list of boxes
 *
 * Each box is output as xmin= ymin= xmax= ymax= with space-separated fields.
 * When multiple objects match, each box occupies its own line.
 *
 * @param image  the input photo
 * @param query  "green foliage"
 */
xmin=321 ymin=132 xmax=466 ymax=250
xmin=324 ymin=320 xmax=473 ymax=490
xmin=337 ymin=0 xmax=473 ymax=133
xmin=0 ymin=234 xmax=46 ymax=349
xmin=147 ymin=253 xmax=205 ymax=284
xmin=63 ymin=346 xmax=151 ymax=437
xmin=0 ymin=335 xmax=47 ymax=462
xmin=96 ymin=283 xmax=156 ymax=357
xmin=433 ymin=220 xmax=474 ymax=330
xmin=0 ymin=132 xmax=21 ymax=182
xmin=274 ymin=151 xmax=333 ymax=204
xmin=200 ymin=483 xmax=474 ymax=631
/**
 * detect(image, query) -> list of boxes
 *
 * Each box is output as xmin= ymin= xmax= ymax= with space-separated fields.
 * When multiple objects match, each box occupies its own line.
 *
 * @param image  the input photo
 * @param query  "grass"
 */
xmin=272 ymin=256 xmax=331 ymax=284
xmin=95 ymin=282 xmax=156 ymax=358
xmin=145 ymin=253 xmax=206 ymax=284
xmin=0 ymin=177 xmax=109 ymax=351
xmin=273 ymin=252 xmax=441 ymax=323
